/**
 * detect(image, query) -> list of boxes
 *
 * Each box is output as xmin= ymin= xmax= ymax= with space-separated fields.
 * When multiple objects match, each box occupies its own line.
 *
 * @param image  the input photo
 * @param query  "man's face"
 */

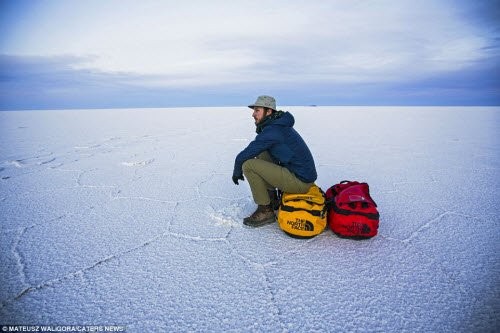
xmin=252 ymin=107 xmax=272 ymax=124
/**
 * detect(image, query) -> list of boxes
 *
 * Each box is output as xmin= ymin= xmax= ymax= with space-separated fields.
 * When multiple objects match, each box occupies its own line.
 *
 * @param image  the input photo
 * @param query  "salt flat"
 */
xmin=0 ymin=106 xmax=499 ymax=332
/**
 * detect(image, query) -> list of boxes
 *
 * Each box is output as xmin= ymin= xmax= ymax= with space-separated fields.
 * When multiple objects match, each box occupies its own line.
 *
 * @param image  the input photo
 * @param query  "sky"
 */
xmin=0 ymin=0 xmax=499 ymax=110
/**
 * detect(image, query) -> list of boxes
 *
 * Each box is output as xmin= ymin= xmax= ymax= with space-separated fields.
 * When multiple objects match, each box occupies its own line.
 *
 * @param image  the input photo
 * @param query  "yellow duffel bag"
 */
xmin=277 ymin=184 xmax=327 ymax=238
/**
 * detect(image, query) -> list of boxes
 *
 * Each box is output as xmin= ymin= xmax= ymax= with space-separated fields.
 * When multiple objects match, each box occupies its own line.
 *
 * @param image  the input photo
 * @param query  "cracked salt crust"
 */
xmin=0 ymin=107 xmax=498 ymax=332
xmin=121 ymin=158 xmax=155 ymax=167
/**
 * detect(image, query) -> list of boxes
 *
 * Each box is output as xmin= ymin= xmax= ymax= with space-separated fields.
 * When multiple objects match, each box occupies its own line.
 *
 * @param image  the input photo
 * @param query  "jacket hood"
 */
xmin=256 ymin=111 xmax=294 ymax=133
xmin=273 ymin=111 xmax=294 ymax=127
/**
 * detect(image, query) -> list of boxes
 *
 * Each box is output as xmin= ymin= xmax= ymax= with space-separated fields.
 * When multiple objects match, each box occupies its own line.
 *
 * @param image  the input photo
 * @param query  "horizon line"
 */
xmin=1 ymin=104 xmax=499 ymax=112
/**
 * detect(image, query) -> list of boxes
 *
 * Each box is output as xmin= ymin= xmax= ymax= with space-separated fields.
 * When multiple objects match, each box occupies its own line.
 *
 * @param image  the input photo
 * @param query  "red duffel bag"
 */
xmin=325 ymin=181 xmax=379 ymax=239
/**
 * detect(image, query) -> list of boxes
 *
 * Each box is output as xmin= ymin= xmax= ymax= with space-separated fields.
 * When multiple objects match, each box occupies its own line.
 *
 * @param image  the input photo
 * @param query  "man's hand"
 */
xmin=232 ymin=175 xmax=244 ymax=185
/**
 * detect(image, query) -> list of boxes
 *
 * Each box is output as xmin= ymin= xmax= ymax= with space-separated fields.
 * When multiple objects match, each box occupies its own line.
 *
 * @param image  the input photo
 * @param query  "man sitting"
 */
xmin=232 ymin=95 xmax=318 ymax=227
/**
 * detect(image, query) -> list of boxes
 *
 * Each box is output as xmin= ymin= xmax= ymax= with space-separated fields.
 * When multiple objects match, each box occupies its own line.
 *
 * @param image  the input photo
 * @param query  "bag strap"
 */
xmin=280 ymin=205 xmax=325 ymax=217
xmin=332 ymin=203 xmax=380 ymax=219
xmin=326 ymin=181 xmax=377 ymax=209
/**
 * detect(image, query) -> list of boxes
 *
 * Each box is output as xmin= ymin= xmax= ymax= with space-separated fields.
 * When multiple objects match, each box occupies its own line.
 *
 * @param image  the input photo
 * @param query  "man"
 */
xmin=232 ymin=95 xmax=318 ymax=227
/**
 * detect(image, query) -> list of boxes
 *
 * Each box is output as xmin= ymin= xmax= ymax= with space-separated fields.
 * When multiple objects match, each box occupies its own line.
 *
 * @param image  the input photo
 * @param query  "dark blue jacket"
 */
xmin=233 ymin=111 xmax=317 ymax=183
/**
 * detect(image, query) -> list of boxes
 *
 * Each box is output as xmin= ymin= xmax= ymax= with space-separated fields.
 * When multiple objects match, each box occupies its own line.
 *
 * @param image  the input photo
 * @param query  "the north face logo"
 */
xmin=287 ymin=218 xmax=314 ymax=231
xmin=304 ymin=221 xmax=314 ymax=231
xmin=345 ymin=222 xmax=371 ymax=234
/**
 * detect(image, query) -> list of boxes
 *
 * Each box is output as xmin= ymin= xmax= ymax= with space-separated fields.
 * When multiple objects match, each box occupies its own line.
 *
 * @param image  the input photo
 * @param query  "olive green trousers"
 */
xmin=242 ymin=151 xmax=313 ymax=205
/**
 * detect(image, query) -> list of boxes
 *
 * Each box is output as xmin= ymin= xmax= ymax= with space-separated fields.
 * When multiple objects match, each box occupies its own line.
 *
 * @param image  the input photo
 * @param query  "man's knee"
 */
xmin=257 ymin=151 xmax=273 ymax=162
xmin=242 ymin=159 xmax=255 ymax=175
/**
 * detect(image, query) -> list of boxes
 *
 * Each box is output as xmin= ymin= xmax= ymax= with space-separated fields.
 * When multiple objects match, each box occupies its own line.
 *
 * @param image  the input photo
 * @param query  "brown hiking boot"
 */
xmin=243 ymin=205 xmax=276 ymax=227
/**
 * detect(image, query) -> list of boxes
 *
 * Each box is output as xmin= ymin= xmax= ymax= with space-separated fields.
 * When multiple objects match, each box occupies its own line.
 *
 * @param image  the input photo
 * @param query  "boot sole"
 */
xmin=243 ymin=217 xmax=276 ymax=228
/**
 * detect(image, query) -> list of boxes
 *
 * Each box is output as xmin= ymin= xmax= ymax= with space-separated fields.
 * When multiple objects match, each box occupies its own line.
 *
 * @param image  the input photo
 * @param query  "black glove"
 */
xmin=232 ymin=175 xmax=244 ymax=185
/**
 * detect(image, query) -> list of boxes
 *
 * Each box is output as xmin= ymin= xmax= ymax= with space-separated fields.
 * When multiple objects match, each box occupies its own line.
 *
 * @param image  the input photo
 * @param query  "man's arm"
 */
xmin=232 ymin=130 xmax=278 ymax=179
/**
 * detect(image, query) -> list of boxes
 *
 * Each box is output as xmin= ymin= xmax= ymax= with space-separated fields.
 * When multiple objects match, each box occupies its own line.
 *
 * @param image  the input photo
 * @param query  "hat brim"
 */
xmin=248 ymin=104 xmax=275 ymax=110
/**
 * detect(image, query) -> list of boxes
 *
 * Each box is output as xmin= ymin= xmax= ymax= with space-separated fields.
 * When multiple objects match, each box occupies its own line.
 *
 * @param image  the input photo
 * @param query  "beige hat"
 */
xmin=248 ymin=95 xmax=276 ymax=111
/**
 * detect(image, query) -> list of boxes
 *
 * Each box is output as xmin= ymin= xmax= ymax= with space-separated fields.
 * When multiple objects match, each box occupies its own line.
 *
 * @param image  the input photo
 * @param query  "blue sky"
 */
xmin=0 ymin=0 xmax=499 ymax=110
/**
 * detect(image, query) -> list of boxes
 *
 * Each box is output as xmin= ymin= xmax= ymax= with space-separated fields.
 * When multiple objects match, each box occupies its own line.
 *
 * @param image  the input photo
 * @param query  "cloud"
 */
xmin=2 ymin=1 xmax=495 ymax=85
xmin=0 ymin=55 xmax=145 ymax=109
xmin=116 ymin=1 xmax=493 ymax=87
xmin=1 ymin=51 xmax=498 ymax=110
xmin=1 ymin=1 xmax=499 ymax=108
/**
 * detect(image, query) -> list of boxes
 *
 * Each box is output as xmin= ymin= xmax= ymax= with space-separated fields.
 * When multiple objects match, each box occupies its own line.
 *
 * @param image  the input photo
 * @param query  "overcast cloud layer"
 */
xmin=1 ymin=0 xmax=499 ymax=109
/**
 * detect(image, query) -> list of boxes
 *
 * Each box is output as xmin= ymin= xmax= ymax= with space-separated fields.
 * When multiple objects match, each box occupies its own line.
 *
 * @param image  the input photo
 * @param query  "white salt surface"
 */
xmin=0 ymin=106 xmax=498 ymax=332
